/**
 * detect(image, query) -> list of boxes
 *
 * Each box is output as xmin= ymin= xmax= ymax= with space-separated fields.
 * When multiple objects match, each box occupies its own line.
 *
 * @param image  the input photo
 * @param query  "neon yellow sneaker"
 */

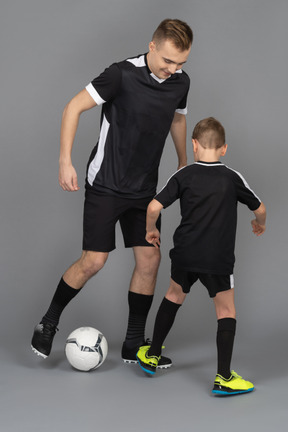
xmin=212 ymin=370 xmax=254 ymax=395
xmin=136 ymin=345 xmax=160 ymax=375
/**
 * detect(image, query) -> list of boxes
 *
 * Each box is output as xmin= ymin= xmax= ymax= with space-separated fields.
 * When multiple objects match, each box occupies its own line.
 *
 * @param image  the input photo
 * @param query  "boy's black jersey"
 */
xmin=85 ymin=53 xmax=190 ymax=198
xmin=155 ymin=161 xmax=261 ymax=275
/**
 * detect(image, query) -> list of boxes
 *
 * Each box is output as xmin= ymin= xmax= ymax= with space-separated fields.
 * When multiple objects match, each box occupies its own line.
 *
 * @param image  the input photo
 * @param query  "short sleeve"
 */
xmin=176 ymin=91 xmax=188 ymax=115
xmin=233 ymin=170 xmax=261 ymax=211
xmin=176 ymin=74 xmax=190 ymax=115
xmin=86 ymin=63 xmax=122 ymax=106
xmin=155 ymin=174 xmax=181 ymax=208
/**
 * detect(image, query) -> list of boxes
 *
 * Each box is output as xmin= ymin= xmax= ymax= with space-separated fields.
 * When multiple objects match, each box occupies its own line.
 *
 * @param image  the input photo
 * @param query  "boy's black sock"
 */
xmin=124 ymin=291 xmax=154 ymax=349
xmin=41 ymin=277 xmax=82 ymax=326
xmin=216 ymin=317 xmax=236 ymax=379
xmin=148 ymin=297 xmax=181 ymax=357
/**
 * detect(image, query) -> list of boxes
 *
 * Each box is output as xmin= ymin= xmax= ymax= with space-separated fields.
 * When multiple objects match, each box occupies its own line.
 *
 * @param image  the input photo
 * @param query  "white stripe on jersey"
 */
xmin=87 ymin=114 xmax=110 ymax=185
xmin=155 ymin=165 xmax=188 ymax=196
xmin=225 ymin=165 xmax=261 ymax=202
xmin=126 ymin=55 xmax=146 ymax=67
xmin=85 ymin=83 xmax=106 ymax=105
xmin=176 ymin=107 xmax=188 ymax=115
xmin=230 ymin=274 xmax=234 ymax=288
xmin=195 ymin=162 xmax=224 ymax=167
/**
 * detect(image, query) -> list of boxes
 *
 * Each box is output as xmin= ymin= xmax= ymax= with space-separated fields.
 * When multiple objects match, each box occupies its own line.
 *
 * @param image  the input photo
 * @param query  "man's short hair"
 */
xmin=152 ymin=19 xmax=193 ymax=51
xmin=192 ymin=117 xmax=226 ymax=149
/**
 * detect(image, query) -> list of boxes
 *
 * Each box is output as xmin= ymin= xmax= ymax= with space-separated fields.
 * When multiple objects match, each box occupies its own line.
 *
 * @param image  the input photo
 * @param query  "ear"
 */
xmin=221 ymin=143 xmax=228 ymax=156
xmin=149 ymin=41 xmax=156 ymax=52
xmin=192 ymin=139 xmax=198 ymax=153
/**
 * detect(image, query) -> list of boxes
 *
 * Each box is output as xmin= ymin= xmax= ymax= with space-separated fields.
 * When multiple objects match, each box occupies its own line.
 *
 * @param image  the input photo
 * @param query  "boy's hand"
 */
xmin=146 ymin=230 xmax=161 ymax=248
xmin=251 ymin=219 xmax=265 ymax=236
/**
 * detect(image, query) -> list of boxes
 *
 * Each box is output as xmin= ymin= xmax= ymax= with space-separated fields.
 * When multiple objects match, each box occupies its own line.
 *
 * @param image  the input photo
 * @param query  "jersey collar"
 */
xmin=145 ymin=53 xmax=181 ymax=84
xmin=195 ymin=161 xmax=224 ymax=166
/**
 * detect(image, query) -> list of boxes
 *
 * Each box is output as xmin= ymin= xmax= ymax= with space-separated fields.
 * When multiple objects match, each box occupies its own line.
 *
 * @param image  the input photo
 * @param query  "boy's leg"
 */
xmin=136 ymin=278 xmax=185 ymax=374
xmin=149 ymin=278 xmax=186 ymax=356
xmin=31 ymin=251 xmax=108 ymax=358
xmin=212 ymin=288 xmax=254 ymax=395
xmin=213 ymin=289 xmax=236 ymax=378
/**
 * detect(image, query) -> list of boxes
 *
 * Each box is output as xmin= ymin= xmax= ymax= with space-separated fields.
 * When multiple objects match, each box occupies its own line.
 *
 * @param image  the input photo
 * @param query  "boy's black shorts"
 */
xmin=82 ymin=188 xmax=161 ymax=252
xmin=171 ymin=263 xmax=234 ymax=298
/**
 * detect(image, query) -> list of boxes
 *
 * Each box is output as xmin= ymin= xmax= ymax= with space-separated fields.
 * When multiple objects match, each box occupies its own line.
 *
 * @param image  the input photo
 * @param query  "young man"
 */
xmin=31 ymin=19 xmax=193 ymax=367
xmin=136 ymin=117 xmax=266 ymax=395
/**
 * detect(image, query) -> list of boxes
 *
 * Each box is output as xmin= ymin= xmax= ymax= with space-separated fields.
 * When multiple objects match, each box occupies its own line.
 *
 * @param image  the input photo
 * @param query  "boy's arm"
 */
xmin=146 ymin=199 xmax=164 ymax=248
xmin=251 ymin=202 xmax=266 ymax=236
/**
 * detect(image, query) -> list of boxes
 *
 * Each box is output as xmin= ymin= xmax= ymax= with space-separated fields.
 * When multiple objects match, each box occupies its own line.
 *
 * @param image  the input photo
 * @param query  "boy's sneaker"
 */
xmin=121 ymin=339 xmax=172 ymax=369
xmin=212 ymin=370 xmax=254 ymax=395
xmin=136 ymin=345 xmax=160 ymax=375
xmin=31 ymin=322 xmax=58 ymax=358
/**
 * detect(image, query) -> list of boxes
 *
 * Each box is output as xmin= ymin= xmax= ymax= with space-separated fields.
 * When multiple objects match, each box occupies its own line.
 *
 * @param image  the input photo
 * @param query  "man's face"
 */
xmin=147 ymin=39 xmax=191 ymax=80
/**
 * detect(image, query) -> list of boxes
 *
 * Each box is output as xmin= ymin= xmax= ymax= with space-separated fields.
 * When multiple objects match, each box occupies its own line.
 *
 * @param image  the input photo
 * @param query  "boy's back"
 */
xmin=155 ymin=161 xmax=261 ymax=274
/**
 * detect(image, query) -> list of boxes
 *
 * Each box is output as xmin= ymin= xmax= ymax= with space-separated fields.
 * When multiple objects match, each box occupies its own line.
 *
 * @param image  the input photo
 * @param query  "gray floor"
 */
xmin=2 ymin=334 xmax=287 ymax=432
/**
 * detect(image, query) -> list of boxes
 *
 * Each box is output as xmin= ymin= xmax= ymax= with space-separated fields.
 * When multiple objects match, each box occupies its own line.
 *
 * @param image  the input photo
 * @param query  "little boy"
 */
xmin=136 ymin=117 xmax=266 ymax=395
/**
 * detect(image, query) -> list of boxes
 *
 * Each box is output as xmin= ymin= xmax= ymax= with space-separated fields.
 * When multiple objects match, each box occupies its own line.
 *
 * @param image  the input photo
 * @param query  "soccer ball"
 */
xmin=65 ymin=327 xmax=108 ymax=371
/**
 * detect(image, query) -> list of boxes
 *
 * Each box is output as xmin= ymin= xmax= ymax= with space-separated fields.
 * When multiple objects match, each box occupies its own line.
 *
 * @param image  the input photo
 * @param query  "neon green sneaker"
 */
xmin=212 ymin=370 xmax=254 ymax=395
xmin=136 ymin=345 xmax=160 ymax=375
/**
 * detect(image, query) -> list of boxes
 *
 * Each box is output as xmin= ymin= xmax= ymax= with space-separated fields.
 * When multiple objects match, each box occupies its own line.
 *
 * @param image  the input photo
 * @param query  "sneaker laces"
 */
xmin=40 ymin=323 xmax=59 ymax=341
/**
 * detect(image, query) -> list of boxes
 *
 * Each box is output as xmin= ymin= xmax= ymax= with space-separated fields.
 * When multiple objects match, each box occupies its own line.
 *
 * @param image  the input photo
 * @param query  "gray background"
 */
xmin=1 ymin=0 xmax=287 ymax=431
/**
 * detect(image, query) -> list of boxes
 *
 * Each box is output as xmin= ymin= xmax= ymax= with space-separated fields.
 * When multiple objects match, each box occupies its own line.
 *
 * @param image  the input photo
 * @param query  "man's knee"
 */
xmin=134 ymin=247 xmax=161 ymax=276
xmin=80 ymin=251 xmax=109 ymax=278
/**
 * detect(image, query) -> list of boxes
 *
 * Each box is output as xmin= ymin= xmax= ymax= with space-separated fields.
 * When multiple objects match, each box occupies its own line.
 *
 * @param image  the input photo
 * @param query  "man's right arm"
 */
xmin=146 ymin=199 xmax=163 ymax=248
xmin=59 ymin=89 xmax=97 ymax=191
xmin=251 ymin=202 xmax=266 ymax=236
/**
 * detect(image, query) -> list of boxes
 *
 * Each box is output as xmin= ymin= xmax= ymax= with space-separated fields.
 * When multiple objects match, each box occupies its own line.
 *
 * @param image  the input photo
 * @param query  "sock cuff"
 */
xmin=128 ymin=291 xmax=154 ymax=315
xmin=217 ymin=317 xmax=236 ymax=334
xmin=162 ymin=296 xmax=182 ymax=312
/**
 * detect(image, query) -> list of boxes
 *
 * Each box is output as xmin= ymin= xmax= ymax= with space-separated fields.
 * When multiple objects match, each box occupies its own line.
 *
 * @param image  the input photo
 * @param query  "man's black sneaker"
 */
xmin=121 ymin=339 xmax=172 ymax=369
xmin=31 ymin=322 xmax=58 ymax=358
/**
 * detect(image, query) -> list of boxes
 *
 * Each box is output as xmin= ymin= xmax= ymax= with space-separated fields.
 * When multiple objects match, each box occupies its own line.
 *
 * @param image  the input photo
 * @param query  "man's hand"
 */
xmin=146 ymin=229 xmax=161 ymax=248
xmin=59 ymin=163 xmax=80 ymax=191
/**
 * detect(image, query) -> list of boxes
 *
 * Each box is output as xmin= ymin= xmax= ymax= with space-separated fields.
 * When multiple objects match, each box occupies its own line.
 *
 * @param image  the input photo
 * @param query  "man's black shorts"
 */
xmin=83 ymin=188 xmax=161 ymax=252
xmin=171 ymin=263 xmax=234 ymax=298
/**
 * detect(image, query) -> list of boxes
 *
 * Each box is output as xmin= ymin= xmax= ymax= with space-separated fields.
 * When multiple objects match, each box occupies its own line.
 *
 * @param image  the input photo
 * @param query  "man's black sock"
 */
xmin=124 ymin=291 xmax=153 ymax=349
xmin=41 ymin=277 xmax=82 ymax=326
xmin=216 ymin=317 xmax=236 ymax=379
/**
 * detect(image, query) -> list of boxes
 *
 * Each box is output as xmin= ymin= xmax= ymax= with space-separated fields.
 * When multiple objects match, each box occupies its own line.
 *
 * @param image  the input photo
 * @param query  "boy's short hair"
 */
xmin=152 ymin=19 xmax=193 ymax=51
xmin=192 ymin=117 xmax=226 ymax=149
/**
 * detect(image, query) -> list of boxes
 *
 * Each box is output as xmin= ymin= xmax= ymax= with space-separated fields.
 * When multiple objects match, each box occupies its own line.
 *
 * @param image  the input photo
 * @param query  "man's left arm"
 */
xmin=170 ymin=112 xmax=187 ymax=169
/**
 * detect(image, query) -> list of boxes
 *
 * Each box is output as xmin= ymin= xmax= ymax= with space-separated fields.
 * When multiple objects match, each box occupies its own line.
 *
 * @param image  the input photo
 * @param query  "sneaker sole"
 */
xmin=122 ymin=358 xmax=172 ymax=369
xmin=136 ymin=358 xmax=156 ymax=375
xmin=212 ymin=388 xmax=254 ymax=396
xmin=31 ymin=345 xmax=48 ymax=359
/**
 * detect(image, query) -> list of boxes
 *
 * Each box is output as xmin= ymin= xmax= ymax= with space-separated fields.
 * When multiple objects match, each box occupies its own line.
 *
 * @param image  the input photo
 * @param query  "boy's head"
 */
xmin=192 ymin=117 xmax=226 ymax=150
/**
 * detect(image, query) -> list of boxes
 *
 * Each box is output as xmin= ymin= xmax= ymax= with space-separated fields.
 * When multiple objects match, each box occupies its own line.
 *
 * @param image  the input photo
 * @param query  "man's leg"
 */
xmin=31 ymin=251 xmax=108 ymax=358
xmin=122 ymin=246 xmax=162 ymax=362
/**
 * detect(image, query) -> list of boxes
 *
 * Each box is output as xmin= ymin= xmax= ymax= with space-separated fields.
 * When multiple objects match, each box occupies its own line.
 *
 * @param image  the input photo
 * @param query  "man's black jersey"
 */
xmin=155 ymin=161 xmax=262 ymax=275
xmin=85 ymin=54 xmax=190 ymax=198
